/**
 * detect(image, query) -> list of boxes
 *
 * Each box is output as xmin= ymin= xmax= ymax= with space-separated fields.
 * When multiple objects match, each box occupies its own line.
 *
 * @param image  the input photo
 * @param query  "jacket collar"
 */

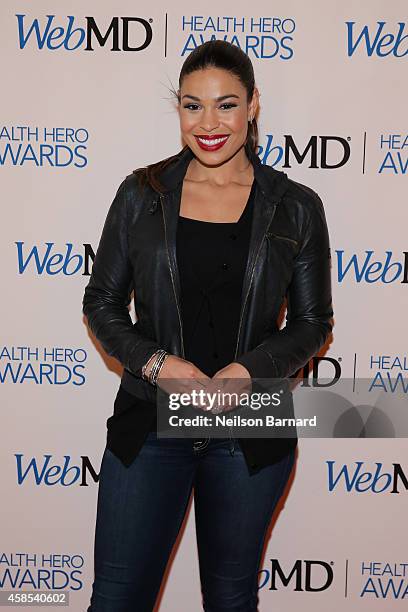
xmin=157 ymin=144 xmax=288 ymax=202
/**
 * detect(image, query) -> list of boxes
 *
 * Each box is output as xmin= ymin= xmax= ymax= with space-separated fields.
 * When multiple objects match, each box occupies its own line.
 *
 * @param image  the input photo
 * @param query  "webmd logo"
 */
xmin=336 ymin=250 xmax=408 ymax=284
xmin=327 ymin=462 xmax=408 ymax=494
xmin=258 ymin=135 xmax=351 ymax=169
xmin=258 ymin=559 xmax=334 ymax=592
xmin=15 ymin=242 xmax=94 ymax=276
xmin=346 ymin=21 xmax=408 ymax=58
xmin=15 ymin=14 xmax=153 ymax=51
xmin=15 ymin=455 xmax=100 ymax=486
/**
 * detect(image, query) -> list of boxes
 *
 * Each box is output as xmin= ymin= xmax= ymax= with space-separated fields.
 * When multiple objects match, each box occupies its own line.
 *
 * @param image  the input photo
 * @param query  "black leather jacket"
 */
xmin=82 ymin=144 xmax=334 ymax=472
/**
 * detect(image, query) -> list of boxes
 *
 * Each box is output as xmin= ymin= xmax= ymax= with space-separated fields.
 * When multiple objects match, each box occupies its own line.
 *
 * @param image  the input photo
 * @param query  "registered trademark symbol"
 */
xmin=149 ymin=18 xmax=153 ymax=23
xmin=347 ymin=136 xmax=351 ymax=141
xmin=330 ymin=561 xmax=334 ymax=565
xmin=338 ymin=357 xmax=342 ymax=361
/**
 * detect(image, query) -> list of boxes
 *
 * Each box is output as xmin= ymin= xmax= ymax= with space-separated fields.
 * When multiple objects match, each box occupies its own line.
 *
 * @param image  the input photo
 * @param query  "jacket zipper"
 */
xmin=233 ymin=201 xmax=278 ymax=362
xmin=160 ymin=193 xmax=185 ymax=359
xmin=161 ymin=192 xmax=213 ymax=447
xmin=266 ymin=232 xmax=298 ymax=246
xmin=229 ymin=199 xmax=279 ymax=458
xmin=228 ymin=219 xmax=268 ymax=453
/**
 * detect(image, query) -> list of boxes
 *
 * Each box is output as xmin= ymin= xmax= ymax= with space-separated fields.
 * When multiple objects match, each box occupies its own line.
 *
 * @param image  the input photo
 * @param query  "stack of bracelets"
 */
xmin=141 ymin=349 xmax=170 ymax=387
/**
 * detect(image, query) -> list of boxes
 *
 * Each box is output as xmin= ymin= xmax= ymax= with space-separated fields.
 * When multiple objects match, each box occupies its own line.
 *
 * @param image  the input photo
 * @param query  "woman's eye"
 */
xmin=183 ymin=103 xmax=237 ymax=111
xmin=183 ymin=104 xmax=200 ymax=111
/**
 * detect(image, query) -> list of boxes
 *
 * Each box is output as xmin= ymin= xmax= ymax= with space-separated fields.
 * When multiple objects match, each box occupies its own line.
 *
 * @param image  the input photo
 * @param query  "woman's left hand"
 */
xmin=201 ymin=362 xmax=252 ymax=414
xmin=214 ymin=362 xmax=251 ymax=381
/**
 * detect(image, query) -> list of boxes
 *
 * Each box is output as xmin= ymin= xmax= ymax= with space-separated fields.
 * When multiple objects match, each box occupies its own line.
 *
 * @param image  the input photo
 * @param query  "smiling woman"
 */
xmin=83 ymin=38 xmax=333 ymax=612
xmin=179 ymin=67 xmax=258 ymax=161
xmin=174 ymin=65 xmax=260 ymax=223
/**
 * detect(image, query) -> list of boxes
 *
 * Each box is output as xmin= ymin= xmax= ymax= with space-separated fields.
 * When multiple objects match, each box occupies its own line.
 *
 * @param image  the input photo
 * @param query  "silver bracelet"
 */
xmin=141 ymin=349 xmax=161 ymax=382
xmin=150 ymin=350 xmax=169 ymax=386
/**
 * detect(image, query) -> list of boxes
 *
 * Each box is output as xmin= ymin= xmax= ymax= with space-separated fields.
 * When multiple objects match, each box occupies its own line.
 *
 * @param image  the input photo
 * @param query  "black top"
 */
xmin=178 ymin=179 xmax=255 ymax=374
xmin=147 ymin=180 xmax=255 ymax=431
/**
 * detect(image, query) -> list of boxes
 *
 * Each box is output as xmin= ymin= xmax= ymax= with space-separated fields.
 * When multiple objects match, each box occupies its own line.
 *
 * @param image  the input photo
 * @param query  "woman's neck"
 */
xmin=185 ymin=145 xmax=253 ymax=188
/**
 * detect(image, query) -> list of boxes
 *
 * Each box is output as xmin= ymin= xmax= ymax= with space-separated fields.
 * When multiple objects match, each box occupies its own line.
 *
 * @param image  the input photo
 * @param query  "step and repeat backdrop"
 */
xmin=1 ymin=1 xmax=407 ymax=610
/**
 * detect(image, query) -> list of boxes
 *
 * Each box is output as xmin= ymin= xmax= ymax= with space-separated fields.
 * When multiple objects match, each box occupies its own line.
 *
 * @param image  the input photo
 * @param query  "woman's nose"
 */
xmin=200 ymin=109 xmax=219 ymax=132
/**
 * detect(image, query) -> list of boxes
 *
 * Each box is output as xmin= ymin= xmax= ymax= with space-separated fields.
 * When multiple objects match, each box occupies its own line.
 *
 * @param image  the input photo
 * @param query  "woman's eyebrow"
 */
xmin=181 ymin=94 xmax=240 ymax=101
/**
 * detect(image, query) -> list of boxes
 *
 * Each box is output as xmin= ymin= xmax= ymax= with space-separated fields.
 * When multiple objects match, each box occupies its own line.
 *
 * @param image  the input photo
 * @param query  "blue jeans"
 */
xmin=87 ymin=433 xmax=295 ymax=612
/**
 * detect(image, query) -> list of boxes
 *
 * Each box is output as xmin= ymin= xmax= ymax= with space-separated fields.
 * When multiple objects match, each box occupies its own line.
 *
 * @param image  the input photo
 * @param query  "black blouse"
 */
xmin=178 ymin=179 xmax=255 ymax=374
xmin=147 ymin=180 xmax=255 ymax=431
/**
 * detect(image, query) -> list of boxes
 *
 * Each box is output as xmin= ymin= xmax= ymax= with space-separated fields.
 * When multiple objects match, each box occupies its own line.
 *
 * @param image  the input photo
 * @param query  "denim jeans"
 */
xmin=87 ymin=433 xmax=295 ymax=612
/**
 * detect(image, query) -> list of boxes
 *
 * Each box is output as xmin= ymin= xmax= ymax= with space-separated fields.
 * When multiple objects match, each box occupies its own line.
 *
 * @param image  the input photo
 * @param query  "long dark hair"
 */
xmin=133 ymin=40 xmax=259 ymax=194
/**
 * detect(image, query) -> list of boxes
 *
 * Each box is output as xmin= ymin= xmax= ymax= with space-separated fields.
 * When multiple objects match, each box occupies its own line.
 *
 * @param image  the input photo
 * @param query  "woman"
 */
xmin=83 ymin=40 xmax=333 ymax=612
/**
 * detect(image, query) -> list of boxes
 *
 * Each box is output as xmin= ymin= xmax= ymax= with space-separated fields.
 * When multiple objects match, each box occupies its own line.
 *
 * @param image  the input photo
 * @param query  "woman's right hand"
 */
xmin=155 ymin=355 xmax=212 ymax=411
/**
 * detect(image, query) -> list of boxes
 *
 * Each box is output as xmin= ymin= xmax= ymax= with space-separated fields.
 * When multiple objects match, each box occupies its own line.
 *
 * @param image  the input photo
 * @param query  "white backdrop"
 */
xmin=1 ymin=1 xmax=407 ymax=610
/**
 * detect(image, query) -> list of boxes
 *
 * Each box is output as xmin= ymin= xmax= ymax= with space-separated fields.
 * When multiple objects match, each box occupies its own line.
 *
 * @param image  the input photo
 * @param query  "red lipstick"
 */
xmin=194 ymin=134 xmax=230 ymax=151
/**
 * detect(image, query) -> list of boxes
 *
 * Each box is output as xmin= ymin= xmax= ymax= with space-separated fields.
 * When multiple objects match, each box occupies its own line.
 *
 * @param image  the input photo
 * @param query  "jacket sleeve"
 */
xmin=234 ymin=190 xmax=334 ymax=380
xmin=82 ymin=176 xmax=163 ymax=377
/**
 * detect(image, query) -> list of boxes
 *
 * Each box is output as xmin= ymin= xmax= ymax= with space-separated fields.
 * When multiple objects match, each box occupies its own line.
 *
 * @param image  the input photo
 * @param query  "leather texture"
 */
xmin=83 ymin=144 xmax=334 ymax=470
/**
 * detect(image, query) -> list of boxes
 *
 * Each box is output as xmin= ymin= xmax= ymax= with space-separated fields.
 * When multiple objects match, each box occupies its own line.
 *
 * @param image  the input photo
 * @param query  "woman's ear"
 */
xmin=249 ymin=87 xmax=260 ymax=120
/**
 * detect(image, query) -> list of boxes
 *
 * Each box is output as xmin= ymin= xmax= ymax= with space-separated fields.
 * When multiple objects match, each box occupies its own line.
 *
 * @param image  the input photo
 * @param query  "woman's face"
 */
xmin=178 ymin=67 xmax=258 ymax=164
